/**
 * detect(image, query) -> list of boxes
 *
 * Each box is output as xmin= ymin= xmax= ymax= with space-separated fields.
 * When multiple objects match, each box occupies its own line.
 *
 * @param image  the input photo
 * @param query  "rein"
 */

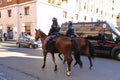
xmin=38 ymin=30 xmax=48 ymax=43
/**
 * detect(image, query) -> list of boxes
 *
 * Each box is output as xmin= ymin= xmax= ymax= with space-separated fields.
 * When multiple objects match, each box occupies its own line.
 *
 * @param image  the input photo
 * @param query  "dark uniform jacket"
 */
xmin=66 ymin=25 xmax=75 ymax=38
xmin=48 ymin=24 xmax=60 ymax=36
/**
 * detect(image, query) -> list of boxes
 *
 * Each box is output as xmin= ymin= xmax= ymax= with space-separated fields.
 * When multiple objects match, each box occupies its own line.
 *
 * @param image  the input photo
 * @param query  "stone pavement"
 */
xmin=0 ymin=40 xmax=16 ymax=44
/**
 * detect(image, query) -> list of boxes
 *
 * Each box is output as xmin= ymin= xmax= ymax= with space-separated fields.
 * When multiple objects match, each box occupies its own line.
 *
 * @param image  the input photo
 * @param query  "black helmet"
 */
xmin=68 ymin=21 xmax=72 ymax=25
xmin=68 ymin=21 xmax=72 ymax=24
xmin=52 ymin=17 xmax=57 ymax=21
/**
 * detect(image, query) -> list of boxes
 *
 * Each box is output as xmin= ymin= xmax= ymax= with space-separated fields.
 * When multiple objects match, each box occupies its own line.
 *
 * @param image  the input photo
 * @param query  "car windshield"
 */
xmin=106 ymin=21 xmax=120 ymax=37
xmin=19 ymin=36 xmax=32 ymax=40
xmin=28 ymin=37 xmax=34 ymax=41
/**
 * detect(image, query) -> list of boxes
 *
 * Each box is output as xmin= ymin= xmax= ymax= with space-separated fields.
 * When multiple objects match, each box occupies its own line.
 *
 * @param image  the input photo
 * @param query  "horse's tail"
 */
xmin=71 ymin=38 xmax=83 ymax=68
xmin=71 ymin=38 xmax=80 ymax=54
xmin=71 ymin=38 xmax=80 ymax=63
xmin=85 ymin=39 xmax=94 ymax=59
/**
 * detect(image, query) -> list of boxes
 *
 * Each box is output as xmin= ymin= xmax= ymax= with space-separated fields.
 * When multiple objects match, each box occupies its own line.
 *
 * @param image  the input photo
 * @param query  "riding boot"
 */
xmin=45 ymin=41 xmax=49 ymax=53
xmin=71 ymin=38 xmax=80 ymax=53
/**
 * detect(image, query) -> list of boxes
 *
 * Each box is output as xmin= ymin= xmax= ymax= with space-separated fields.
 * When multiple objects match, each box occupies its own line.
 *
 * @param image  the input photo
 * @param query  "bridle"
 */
xmin=35 ymin=29 xmax=47 ymax=42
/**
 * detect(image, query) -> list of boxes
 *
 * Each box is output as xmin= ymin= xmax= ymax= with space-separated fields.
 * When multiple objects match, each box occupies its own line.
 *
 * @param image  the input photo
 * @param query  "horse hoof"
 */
xmin=66 ymin=71 xmax=71 ymax=76
xmin=54 ymin=68 xmax=57 ymax=71
xmin=66 ymin=67 xmax=71 ymax=76
xmin=80 ymin=65 xmax=83 ymax=69
xmin=54 ymin=69 xmax=57 ymax=71
xmin=42 ymin=65 xmax=45 ymax=69
xmin=54 ymin=65 xmax=57 ymax=71
xmin=89 ymin=66 xmax=93 ymax=70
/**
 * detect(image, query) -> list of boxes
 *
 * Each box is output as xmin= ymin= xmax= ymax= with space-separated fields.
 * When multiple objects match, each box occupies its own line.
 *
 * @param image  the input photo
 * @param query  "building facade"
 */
xmin=117 ymin=13 xmax=120 ymax=27
xmin=0 ymin=0 xmax=116 ymax=40
xmin=0 ymin=0 xmax=37 ymax=40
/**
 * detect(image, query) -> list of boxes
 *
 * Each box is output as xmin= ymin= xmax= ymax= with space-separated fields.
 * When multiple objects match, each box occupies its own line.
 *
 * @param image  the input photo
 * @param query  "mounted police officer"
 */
xmin=48 ymin=17 xmax=61 ymax=37
xmin=66 ymin=21 xmax=80 ymax=54
xmin=46 ymin=17 xmax=61 ymax=52
xmin=66 ymin=21 xmax=76 ymax=38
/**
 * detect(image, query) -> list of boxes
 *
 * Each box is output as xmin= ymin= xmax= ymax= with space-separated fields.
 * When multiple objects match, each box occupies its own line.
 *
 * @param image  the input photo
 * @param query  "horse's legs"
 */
xmin=63 ymin=59 xmax=66 ymax=64
xmin=73 ymin=53 xmax=83 ymax=68
xmin=88 ymin=56 xmax=93 ymax=70
xmin=74 ymin=57 xmax=83 ymax=68
xmin=58 ymin=53 xmax=66 ymax=64
xmin=42 ymin=52 xmax=47 ymax=69
xmin=58 ymin=53 xmax=63 ymax=61
xmin=73 ymin=61 xmax=77 ymax=67
xmin=66 ymin=56 xmax=72 ymax=76
xmin=51 ymin=53 xmax=57 ymax=71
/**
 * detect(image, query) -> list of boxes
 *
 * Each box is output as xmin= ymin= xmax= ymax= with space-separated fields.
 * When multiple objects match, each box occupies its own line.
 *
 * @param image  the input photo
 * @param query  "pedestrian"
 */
xmin=0 ymin=32 xmax=2 ymax=41
xmin=3 ymin=33 xmax=7 ymax=41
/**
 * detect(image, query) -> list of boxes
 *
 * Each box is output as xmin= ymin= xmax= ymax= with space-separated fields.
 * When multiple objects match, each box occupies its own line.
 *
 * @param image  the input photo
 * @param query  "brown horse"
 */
xmin=35 ymin=29 xmax=82 ymax=76
xmin=58 ymin=37 xmax=94 ymax=69
xmin=74 ymin=37 xmax=94 ymax=69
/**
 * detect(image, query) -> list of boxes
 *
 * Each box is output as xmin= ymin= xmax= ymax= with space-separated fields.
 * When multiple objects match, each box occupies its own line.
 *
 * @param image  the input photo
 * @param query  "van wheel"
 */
xmin=115 ymin=50 xmax=120 ymax=61
xmin=29 ymin=44 xmax=33 ymax=48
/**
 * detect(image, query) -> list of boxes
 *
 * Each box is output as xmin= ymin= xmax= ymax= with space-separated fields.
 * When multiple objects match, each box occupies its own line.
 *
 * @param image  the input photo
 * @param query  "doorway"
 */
xmin=7 ymin=26 xmax=13 ymax=39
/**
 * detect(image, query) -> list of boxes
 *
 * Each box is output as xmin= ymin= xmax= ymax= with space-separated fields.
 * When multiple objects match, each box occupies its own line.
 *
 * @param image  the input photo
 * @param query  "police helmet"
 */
xmin=68 ymin=21 xmax=72 ymax=25
xmin=68 ymin=21 xmax=72 ymax=24
xmin=52 ymin=17 xmax=57 ymax=21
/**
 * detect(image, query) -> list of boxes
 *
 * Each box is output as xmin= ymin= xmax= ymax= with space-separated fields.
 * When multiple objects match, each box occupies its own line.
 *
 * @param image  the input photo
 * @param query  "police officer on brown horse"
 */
xmin=66 ymin=21 xmax=80 ymax=52
xmin=66 ymin=21 xmax=76 ymax=38
xmin=48 ymin=17 xmax=61 ymax=37
xmin=65 ymin=21 xmax=82 ymax=67
xmin=46 ymin=17 xmax=61 ymax=52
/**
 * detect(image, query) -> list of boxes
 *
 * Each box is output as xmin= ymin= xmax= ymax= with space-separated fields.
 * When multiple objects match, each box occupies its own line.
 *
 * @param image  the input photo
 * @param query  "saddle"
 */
xmin=45 ymin=35 xmax=58 ymax=52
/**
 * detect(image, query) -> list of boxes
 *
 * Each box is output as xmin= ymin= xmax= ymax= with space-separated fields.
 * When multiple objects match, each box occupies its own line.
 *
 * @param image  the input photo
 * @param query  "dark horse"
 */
xmin=74 ymin=37 xmax=94 ymax=69
xmin=35 ymin=29 xmax=82 ymax=76
xmin=59 ymin=37 xmax=94 ymax=69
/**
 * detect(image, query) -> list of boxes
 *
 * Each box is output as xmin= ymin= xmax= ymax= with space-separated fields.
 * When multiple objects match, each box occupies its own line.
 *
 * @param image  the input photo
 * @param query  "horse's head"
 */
xmin=35 ymin=29 xmax=47 ymax=41
xmin=35 ymin=29 xmax=40 ymax=41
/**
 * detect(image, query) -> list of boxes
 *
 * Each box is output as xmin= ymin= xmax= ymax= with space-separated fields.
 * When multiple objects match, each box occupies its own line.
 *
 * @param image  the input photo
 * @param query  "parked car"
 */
xmin=16 ymin=36 xmax=41 ymax=48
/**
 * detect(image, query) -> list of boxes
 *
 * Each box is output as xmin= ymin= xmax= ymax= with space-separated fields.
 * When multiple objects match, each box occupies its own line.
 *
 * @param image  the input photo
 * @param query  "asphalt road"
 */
xmin=0 ymin=42 xmax=120 ymax=80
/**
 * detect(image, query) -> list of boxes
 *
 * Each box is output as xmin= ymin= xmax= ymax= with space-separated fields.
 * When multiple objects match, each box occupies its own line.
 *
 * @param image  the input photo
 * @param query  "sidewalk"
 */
xmin=0 ymin=39 xmax=16 ymax=44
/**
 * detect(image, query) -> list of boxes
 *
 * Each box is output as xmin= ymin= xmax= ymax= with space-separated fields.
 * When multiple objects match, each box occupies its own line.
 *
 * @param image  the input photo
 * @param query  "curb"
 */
xmin=0 ymin=40 xmax=16 ymax=44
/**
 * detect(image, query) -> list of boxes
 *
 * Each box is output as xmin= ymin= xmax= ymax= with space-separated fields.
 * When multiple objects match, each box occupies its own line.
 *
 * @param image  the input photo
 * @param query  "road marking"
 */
xmin=0 ymin=73 xmax=7 ymax=80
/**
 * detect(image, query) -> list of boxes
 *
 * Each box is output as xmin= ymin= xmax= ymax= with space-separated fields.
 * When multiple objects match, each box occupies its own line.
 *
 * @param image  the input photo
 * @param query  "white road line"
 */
xmin=0 ymin=73 xmax=7 ymax=80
